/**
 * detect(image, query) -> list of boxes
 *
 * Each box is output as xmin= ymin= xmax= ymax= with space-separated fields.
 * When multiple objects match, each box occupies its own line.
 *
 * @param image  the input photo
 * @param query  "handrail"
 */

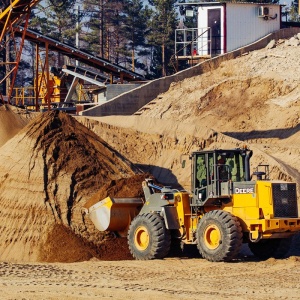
xmin=171 ymin=27 xmax=212 ymax=72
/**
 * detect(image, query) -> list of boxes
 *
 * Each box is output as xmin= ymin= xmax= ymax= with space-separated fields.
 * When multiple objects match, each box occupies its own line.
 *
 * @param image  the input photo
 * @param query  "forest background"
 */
xmin=1 ymin=0 xmax=300 ymax=88
xmin=12 ymin=0 xmax=180 ymax=85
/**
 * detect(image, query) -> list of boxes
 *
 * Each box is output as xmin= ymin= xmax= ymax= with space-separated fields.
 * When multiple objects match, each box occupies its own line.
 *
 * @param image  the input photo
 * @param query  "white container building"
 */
xmin=176 ymin=2 xmax=282 ymax=57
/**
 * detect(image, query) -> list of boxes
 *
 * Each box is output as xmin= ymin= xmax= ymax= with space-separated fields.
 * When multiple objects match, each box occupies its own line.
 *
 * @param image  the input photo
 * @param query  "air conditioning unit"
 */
xmin=258 ymin=6 xmax=270 ymax=17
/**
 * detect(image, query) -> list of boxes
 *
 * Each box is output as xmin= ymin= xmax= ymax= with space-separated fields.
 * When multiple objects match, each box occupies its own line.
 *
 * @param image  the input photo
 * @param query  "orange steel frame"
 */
xmin=0 ymin=0 xmax=144 ymax=111
xmin=0 ymin=0 xmax=43 ymax=106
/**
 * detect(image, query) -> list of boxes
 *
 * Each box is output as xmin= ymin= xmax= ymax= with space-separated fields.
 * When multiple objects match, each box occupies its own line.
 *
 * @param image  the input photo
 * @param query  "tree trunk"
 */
xmin=162 ymin=42 xmax=165 ymax=77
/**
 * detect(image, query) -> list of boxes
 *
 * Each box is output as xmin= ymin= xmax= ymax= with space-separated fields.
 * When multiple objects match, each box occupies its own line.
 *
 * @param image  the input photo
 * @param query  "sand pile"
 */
xmin=0 ymin=104 xmax=32 ymax=146
xmin=81 ymin=41 xmax=300 ymax=194
xmin=79 ymin=40 xmax=300 ymax=257
xmin=1 ymin=39 xmax=300 ymax=264
xmin=0 ymin=110 xmax=147 ymax=262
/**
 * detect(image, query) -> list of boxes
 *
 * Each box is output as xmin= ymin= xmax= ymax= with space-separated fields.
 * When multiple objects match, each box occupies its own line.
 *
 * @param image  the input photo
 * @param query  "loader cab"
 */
xmin=191 ymin=148 xmax=252 ymax=206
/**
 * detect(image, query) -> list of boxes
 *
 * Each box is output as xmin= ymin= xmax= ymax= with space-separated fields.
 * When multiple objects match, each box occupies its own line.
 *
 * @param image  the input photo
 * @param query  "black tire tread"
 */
xmin=248 ymin=237 xmax=292 ymax=260
xmin=196 ymin=210 xmax=243 ymax=262
xmin=128 ymin=213 xmax=171 ymax=260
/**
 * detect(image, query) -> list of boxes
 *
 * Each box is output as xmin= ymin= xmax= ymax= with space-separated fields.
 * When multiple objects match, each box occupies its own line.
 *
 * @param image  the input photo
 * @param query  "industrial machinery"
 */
xmin=37 ymin=67 xmax=91 ymax=113
xmin=86 ymin=147 xmax=300 ymax=262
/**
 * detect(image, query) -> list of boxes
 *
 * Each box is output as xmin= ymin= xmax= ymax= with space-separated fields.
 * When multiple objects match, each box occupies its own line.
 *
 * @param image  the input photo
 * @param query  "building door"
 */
xmin=208 ymin=8 xmax=221 ymax=55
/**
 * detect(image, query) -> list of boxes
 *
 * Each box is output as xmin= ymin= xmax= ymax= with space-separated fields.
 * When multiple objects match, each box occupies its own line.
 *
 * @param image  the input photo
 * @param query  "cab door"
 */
xmin=194 ymin=153 xmax=207 ymax=203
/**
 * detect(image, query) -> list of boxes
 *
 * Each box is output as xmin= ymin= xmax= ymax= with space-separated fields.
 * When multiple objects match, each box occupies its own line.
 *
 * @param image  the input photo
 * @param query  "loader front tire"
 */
xmin=128 ymin=213 xmax=171 ymax=260
xmin=248 ymin=237 xmax=292 ymax=260
xmin=196 ymin=210 xmax=243 ymax=262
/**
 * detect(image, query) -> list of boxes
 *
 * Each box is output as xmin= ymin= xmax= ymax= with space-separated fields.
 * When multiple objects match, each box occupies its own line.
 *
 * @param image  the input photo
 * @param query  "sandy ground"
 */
xmin=0 ymin=38 xmax=300 ymax=299
xmin=1 ymin=256 xmax=300 ymax=300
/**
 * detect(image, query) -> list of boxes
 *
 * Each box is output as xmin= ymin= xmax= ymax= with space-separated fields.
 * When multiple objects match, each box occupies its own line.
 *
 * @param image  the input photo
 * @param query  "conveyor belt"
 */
xmin=0 ymin=0 xmax=145 ymax=102
xmin=62 ymin=68 xmax=106 ymax=87
xmin=63 ymin=65 xmax=111 ymax=83
xmin=16 ymin=27 xmax=145 ymax=82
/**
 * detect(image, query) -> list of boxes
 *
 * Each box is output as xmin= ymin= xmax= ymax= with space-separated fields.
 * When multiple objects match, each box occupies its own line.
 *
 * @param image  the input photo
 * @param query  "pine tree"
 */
xmin=147 ymin=0 xmax=178 ymax=77
xmin=30 ymin=0 xmax=78 ymax=65
xmin=121 ymin=0 xmax=151 ymax=72
xmin=290 ymin=0 xmax=300 ymax=22
xmin=82 ymin=0 xmax=124 ymax=61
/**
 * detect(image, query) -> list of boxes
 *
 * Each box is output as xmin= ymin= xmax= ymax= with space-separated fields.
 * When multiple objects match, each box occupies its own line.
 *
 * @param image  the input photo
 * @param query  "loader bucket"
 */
xmin=87 ymin=197 xmax=144 ymax=236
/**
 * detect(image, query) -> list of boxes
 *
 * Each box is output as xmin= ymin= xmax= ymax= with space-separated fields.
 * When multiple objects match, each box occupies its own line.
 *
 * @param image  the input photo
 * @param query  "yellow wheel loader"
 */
xmin=86 ymin=147 xmax=300 ymax=262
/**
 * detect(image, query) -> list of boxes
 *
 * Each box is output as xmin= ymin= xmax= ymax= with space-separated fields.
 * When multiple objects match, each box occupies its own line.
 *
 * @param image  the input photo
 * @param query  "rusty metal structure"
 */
xmin=0 ymin=0 xmax=41 ymax=103
xmin=0 ymin=0 xmax=144 ymax=111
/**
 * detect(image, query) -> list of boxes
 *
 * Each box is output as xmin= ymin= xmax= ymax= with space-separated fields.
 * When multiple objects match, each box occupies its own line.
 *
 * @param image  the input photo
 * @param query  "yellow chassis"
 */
xmin=247 ymin=218 xmax=300 ymax=240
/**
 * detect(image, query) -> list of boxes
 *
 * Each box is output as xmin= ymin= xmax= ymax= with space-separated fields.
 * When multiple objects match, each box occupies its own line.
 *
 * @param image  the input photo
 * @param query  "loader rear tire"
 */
xmin=248 ymin=237 xmax=292 ymax=260
xmin=128 ymin=213 xmax=171 ymax=260
xmin=196 ymin=210 xmax=243 ymax=262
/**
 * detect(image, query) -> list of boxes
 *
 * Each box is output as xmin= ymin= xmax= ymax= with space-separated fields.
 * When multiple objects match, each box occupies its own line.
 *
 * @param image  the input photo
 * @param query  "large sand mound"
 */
xmin=1 ymin=38 xmax=300 ymax=300
xmin=2 ymin=39 xmax=300 ymax=264
xmin=0 ymin=110 xmax=147 ymax=262
xmin=80 ymin=40 xmax=300 ymax=195
xmin=78 ymin=39 xmax=300 ymax=257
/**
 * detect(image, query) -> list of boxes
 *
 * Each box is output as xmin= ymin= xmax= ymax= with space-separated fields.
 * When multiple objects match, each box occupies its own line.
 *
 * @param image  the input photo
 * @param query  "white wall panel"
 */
xmin=226 ymin=3 xmax=280 ymax=52
xmin=197 ymin=3 xmax=281 ymax=53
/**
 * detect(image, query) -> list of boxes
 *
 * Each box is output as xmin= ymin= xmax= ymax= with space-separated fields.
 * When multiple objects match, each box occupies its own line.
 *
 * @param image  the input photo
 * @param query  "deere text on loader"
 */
xmin=86 ymin=148 xmax=300 ymax=262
